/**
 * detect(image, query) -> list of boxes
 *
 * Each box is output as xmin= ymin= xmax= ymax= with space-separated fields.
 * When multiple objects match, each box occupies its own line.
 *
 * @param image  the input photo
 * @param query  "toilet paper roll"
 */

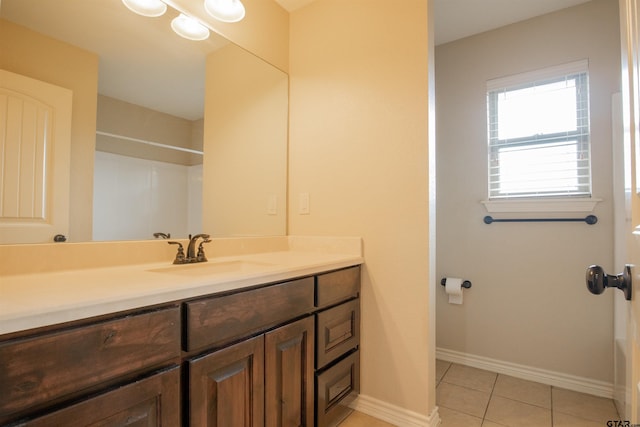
xmin=445 ymin=277 xmax=464 ymax=304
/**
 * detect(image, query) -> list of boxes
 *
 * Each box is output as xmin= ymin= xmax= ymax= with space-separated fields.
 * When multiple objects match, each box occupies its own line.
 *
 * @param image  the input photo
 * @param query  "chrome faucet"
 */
xmin=167 ymin=233 xmax=211 ymax=264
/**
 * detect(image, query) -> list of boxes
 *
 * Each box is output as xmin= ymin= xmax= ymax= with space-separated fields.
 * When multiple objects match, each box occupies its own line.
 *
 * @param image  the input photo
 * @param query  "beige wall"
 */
xmin=203 ymin=44 xmax=288 ymax=237
xmin=1 ymin=19 xmax=99 ymax=242
xmin=435 ymin=0 xmax=620 ymax=383
xmin=289 ymin=0 xmax=435 ymax=418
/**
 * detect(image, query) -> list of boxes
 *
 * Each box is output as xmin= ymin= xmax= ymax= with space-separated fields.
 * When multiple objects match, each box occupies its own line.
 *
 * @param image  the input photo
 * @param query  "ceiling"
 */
xmin=3 ymin=0 xmax=594 ymax=120
xmin=274 ymin=0 xmax=593 ymax=45
xmin=1 ymin=0 xmax=229 ymax=120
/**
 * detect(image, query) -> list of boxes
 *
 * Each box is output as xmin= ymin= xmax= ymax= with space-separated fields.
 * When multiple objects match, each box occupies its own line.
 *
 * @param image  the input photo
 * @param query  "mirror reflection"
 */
xmin=0 ymin=0 xmax=287 ymax=244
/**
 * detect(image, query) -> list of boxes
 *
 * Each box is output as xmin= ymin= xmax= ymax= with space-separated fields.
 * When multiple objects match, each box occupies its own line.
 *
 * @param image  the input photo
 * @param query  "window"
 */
xmin=487 ymin=60 xmax=591 ymax=199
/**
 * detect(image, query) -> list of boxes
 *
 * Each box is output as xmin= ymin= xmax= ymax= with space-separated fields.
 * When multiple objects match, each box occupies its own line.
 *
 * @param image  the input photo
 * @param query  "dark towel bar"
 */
xmin=483 ymin=215 xmax=597 ymax=225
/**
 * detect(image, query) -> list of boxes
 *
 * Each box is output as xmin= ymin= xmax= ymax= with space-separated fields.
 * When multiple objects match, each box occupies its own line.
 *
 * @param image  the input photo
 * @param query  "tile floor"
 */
xmin=339 ymin=360 xmax=621 ymax=427
xmin=435 ymin=360 xmax=621 ymax=426
xmin=339 ymin=411 xmax=396 ymax=427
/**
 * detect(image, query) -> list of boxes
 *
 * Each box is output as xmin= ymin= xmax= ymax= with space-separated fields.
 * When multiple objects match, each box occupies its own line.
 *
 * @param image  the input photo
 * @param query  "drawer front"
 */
xmin=0 ymin=307 xmax=181 ymax=421
xmin=316 ymin=299 xmax=360 ymax=369
xmin=20 ymin=367 xmax=181 ymax=427
xmin=315 ymin=267 xmax=360 ymax=309
xmin=185 ymin=277 xmax=315 ymax=351
xmin=316 ymin=350 xmax=360 ymax=427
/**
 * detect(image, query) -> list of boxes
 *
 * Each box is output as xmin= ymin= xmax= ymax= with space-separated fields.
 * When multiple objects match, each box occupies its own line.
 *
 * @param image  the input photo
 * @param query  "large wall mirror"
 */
xmin=0 ymin=0 xmax=287 ymax=244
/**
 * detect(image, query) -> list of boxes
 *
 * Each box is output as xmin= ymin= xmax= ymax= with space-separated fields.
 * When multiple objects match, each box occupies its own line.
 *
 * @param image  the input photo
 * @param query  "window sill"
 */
xmin=481 ymin=198 xmax=601 ymax=214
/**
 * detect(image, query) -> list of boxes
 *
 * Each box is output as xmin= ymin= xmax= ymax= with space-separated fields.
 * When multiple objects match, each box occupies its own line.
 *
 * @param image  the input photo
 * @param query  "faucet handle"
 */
xmin=191 ymin=233 xmax=210 ymax=241
xmin=168 ymin=241 xmax=186 ymax=264
xmin=196 ymin=239 xmax=211 ymax=262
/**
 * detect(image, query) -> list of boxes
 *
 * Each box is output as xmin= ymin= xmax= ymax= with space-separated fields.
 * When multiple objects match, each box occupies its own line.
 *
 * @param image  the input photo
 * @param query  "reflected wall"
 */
xmin=204 ymin=44 xmax=288 ymax=236
xmin=0 ymin=19 xmax=98 ymax=241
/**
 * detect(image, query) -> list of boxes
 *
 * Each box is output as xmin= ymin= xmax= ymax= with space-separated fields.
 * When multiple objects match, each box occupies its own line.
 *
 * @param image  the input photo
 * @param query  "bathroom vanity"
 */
xmin=0 ymin=249 xmax=361 ymax=427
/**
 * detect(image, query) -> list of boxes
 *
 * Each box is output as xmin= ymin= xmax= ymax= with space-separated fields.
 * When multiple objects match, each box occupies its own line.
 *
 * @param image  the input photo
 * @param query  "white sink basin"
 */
xmin=147 ymin=260 xmax=274 ymax=276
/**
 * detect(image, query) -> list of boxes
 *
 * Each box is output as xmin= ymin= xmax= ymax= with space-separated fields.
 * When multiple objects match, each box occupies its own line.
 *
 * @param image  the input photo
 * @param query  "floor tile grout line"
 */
xmin=438 ymin=360 xmax=452 ymax=386
xmin=550 ymin=386 xmax=555 ymax=426
xmin=441 ymin=362 xmax=497 ymax=423
xmin=480 ymin=371 xmax=499 ymax=424
xmin=445 ymin=363 xmax=555 ymax=425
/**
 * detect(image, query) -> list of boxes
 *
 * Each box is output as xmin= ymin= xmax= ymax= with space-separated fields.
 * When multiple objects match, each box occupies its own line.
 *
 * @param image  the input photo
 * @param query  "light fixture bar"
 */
xmin=122 ymin=0 xmax=167 ymax=17
xmin=204 ymin=0 xmax=246 ymax=23
xmin=171 ymin=13 xmax=210 ymax=41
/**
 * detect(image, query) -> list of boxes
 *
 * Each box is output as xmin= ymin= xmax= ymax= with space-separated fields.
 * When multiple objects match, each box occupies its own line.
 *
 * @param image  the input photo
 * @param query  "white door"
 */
xmin=619 ymin=0 xmax=640 ymax=421
xmin=0 ymin=70 xmax=72 ymax=243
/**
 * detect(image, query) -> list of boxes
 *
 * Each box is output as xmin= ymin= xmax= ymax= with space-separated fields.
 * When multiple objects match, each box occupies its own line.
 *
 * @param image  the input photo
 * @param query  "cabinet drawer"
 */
xmin=316 ymin=350 xmax=360 ymax=427
xmin=18 ymin=367 xmax=180 ymax=427
xmin=315 ymin=267 xmax=360 ymax=309
xmin=185 ymin=277 xmax=314 ymax=351
xmin=0 ymin=307 xmax=181 ymax=421
xmin=316 ymin=299 xmax=360 ymax=369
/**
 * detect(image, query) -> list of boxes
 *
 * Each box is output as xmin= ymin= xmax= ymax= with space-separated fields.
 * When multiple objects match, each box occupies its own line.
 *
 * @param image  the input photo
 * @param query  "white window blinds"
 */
xmin=487 ymin=60 xmax=591 ymax=199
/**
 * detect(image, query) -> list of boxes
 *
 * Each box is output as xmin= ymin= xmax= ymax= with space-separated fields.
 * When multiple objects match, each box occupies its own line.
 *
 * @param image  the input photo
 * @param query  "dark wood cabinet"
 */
xmin=265 ymin=316 xmax=315 ymax=427
xmin=0 ymin=265 xmax=361 ymax=426
xmin=185 ymin=277 xmax=314 ymax=352
xmin=18 ymin=367 xmax=181 ymax=427
xmin=315 ymin=267 xmax=360 ymax=309
xmin=314 ymin=267 xmax=361 ymax=427
xmin=0 ymin=307 xmax=181 ymax=425
xmin=188 ymin=335 xmax=265 ymax=427
xmin=188 ymin=316 xmax=315 ymax=427
xmin=316 ymin=299 xmax=360 ymax=369
xmin=316 ymin=351 xmax=360 ymax=427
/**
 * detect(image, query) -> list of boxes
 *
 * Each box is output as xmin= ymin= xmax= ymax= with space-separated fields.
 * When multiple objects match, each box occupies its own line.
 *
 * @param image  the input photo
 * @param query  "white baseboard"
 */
xmin=436 ymin=347 xmax=614 ymax=399
xmin=350 ymin=394 xmax=441 ymax=427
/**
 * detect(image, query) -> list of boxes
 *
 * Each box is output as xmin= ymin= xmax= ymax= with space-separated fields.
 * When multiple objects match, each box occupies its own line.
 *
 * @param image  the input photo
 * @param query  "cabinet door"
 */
xmin=189 ymin=335 xmax=265 ymax=427
xmin=265 ymin=316 xmax=314 ymax=427
xmin=21 ymin=367 xmax=180 ymax=427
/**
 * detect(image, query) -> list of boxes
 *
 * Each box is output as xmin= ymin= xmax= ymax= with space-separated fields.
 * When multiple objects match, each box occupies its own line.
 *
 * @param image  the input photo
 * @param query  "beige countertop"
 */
xmin=0 ymin=250 xmax=363 ymax=335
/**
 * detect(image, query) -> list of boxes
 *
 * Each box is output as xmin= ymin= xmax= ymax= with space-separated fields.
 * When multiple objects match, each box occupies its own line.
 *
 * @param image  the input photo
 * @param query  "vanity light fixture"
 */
xmin=171 ymin=13 xmax=210 ymax=41
xmin=204 ymin=0 xmax=246 ymax=23
xmin=121 ymin=0 xmax=167 ymax=17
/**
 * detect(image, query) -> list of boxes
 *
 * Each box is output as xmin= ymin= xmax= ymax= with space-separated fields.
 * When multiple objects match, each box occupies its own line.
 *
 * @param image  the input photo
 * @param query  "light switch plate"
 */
xmin=299 ymin=193 xmax=310 ymax=214
xmin=267 ymin=195 xmax=277 ymax=215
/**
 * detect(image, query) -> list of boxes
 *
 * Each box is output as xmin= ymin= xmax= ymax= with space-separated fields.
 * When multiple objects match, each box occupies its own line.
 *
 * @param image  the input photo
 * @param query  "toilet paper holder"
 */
xmin=440 ymin=278 xmax=472 ymax=288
